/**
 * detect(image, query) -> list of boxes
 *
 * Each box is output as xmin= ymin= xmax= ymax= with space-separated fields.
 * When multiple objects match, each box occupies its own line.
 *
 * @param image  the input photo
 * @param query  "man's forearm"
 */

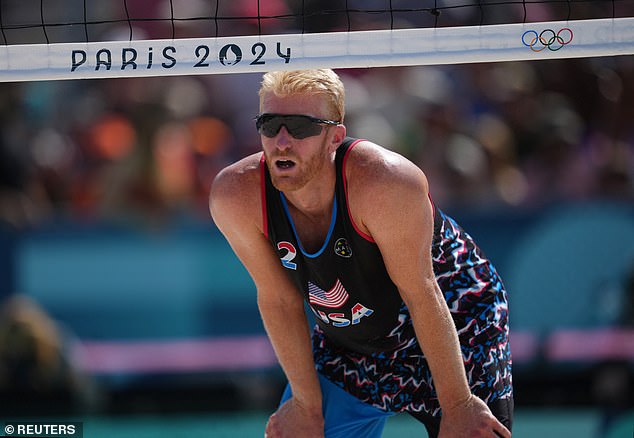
xmin=258 ymin=291 xmax=323 ymax=411
xmin=407 ymin=280 xmax=472 ymax=409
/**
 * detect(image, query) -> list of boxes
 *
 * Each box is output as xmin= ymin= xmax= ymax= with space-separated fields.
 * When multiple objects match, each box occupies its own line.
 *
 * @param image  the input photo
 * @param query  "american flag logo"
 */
xmin=308 ymin=279 xmax=349 ymax=308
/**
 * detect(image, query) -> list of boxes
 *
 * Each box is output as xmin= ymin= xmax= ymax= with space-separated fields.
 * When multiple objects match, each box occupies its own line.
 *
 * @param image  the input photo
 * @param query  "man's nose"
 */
xmin=275 ymin=126 xmax=292 ymax=150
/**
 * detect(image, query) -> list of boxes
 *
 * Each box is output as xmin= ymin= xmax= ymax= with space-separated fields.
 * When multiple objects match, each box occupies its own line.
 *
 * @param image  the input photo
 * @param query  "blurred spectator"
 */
xmin=0 ymin=294 xmax=102 ymax=416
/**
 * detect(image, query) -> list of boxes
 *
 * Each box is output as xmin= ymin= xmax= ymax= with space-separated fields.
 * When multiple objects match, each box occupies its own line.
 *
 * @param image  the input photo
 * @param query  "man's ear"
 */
xmin=329 ymin=124 xmax=347 ymax=151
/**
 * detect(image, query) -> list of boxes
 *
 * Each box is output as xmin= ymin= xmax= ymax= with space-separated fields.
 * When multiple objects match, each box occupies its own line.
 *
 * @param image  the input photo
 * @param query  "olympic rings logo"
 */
xmin=522 ymin=28 xmax=573 ymax=52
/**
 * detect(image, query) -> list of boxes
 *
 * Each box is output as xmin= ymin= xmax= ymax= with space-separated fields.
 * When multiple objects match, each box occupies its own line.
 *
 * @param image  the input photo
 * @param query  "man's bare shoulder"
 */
xmin=345 ymin=140 xmax=428 ymax=193
xmin=210 ymin=153 xmax=263 ymax=228
xmin=212 ymin=153 xmax=262 ymax=198
xmin=343 ymin=140 xmax=431 ymax=237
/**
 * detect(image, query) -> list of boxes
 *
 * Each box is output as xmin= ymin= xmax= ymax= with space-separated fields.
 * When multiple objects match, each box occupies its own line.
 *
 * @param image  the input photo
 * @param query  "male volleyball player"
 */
xmin=210 ymin=69 xmax=513 ymax=437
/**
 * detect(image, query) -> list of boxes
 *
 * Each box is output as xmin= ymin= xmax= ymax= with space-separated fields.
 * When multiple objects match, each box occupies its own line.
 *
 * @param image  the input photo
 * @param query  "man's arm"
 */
xmin=209 ymin=159 xmax=324 ymax=437
xmin=347 ymin=142 xmax=510 ymax=437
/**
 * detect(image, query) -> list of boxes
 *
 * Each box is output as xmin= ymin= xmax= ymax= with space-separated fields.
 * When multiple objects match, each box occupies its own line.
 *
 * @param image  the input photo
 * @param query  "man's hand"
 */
xmin=264 ymin=397 xmax=324 ymax=438
xmin=439 ymin=395 xmax=511 ymax=438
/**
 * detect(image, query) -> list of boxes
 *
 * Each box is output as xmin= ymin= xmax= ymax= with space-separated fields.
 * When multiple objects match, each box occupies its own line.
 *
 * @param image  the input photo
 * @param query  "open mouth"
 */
xmin=275 ymin=159 xmax=296 ymax=170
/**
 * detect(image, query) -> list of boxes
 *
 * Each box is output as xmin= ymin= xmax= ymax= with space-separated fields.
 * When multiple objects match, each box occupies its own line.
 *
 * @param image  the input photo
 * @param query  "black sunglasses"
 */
xmin=255 ymin=113 xmax=340 ymax=139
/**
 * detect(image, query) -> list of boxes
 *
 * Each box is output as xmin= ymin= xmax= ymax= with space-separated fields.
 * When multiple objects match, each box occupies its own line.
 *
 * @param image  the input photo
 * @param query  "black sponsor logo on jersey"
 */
xmin=334 ymin=238 xmax=352 ymax=258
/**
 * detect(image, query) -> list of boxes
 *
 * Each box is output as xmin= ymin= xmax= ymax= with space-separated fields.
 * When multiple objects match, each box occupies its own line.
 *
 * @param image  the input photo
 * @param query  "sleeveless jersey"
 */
xmin=261 ymin=137 xmax=512 ymax=416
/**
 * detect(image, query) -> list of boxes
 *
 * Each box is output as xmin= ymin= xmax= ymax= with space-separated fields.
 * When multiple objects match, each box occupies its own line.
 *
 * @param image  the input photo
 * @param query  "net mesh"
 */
xmin=0 ymin=0 xmax=632 ymax=44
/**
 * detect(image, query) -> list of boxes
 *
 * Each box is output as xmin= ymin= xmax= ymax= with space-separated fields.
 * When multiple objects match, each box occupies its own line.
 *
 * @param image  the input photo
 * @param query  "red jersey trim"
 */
xmin=428 ymin=192 xmax=436 ymax=218
xmin=342 ymin=139 xmax=375 ymax=243
xmin=259 ymin=154 xmax=269 ymax=239
xmin=342 ymin=140 xmax=437 ymax=243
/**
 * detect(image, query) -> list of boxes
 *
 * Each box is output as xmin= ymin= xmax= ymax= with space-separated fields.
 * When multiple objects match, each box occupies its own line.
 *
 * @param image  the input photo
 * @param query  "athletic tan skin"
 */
xmin=209 ymin=72 xmax=511 ymax=438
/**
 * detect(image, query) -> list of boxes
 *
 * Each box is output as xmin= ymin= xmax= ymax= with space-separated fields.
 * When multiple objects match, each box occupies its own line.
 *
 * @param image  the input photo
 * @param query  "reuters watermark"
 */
xmin=2 ymin=422 xmax=83 ymax=437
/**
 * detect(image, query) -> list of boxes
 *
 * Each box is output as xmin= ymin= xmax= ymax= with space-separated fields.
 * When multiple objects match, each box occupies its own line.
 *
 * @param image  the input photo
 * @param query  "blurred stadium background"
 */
xmin=0 ymin=1 xmax=633 ymax=437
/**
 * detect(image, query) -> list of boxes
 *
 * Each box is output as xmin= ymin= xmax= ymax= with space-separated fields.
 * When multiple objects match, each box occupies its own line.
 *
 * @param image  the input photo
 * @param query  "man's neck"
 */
xmin=282 ymin=164 xmax=336 ymax=219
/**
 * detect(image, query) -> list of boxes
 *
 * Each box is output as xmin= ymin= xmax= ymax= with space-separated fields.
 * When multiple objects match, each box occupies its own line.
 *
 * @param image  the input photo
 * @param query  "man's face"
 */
xmin=259 ymin=92 xmax=337 ymax=193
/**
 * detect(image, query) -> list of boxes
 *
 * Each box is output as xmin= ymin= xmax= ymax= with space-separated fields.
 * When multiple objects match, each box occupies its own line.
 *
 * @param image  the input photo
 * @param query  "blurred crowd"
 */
xmin=0 ymin=0 xmax=632 ymax=229
xmin=0 ymin=58 xmax=632 ymax=229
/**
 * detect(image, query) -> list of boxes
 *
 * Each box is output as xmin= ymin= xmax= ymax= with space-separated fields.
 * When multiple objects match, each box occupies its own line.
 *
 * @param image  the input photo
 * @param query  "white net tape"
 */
xmin=1 ymin=17 xmax=633 ymax=82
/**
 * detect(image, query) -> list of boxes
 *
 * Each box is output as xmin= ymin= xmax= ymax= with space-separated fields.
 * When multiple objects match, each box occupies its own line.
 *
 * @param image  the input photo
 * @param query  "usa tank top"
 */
xmin=261 ymin=137 xmax=440 ymax=355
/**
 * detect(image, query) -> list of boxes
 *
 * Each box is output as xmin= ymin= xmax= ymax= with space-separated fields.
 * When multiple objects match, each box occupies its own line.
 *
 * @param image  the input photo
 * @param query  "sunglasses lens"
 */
xmin=257 ymin=116 xmax=280 ymax=137
xmin=285 ymin=116 xmax=323 ymax=139
xmin=257 ymin=115 xmax=324 ymax=139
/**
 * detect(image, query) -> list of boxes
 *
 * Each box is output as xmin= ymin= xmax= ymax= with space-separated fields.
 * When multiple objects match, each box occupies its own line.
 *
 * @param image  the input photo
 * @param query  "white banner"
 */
xmin=1 ymin=18 xmax=633 ymax=82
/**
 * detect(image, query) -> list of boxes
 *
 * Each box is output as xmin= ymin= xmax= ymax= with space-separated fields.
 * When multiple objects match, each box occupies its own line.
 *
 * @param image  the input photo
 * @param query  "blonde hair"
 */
xmin=259 ymin=69 xmax=345 ymax=122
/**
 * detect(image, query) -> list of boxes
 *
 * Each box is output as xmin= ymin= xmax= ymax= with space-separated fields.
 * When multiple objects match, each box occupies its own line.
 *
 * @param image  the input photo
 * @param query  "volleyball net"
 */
xmin=1 ymin=0 xmax=633 ymax=82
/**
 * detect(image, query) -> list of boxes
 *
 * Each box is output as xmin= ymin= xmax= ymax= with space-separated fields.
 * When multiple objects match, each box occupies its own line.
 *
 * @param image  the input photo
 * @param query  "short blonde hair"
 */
xmin=259 ymin=69 xmax=345 ymax=122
